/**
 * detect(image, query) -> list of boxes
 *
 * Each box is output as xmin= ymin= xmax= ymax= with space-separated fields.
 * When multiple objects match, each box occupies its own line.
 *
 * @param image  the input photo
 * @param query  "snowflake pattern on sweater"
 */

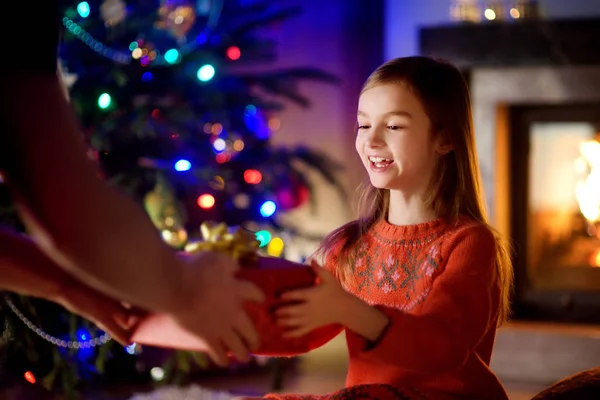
xmin=344 ymin=231 xmax=445 ymax=312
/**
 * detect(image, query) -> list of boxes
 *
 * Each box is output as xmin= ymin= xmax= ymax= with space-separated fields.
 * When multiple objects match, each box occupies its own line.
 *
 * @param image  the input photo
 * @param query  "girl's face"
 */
xmin=355 ymin=82 xmax=444 ymax=194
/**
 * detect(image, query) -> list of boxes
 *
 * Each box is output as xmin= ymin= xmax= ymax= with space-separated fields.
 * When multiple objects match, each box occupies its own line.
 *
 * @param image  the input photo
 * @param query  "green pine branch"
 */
xmin=239 ymin=68 xmax=340 ymax=107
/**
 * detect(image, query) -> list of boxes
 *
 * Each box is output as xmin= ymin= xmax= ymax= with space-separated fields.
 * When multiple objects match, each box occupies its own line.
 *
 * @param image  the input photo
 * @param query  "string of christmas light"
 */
xmin=3 ymin=294 xmax=111 ymax=349
xmin=64 ymin=0 xmax=224 ymax=66
xmin=63 ymin=17 xmax=131 ymax=64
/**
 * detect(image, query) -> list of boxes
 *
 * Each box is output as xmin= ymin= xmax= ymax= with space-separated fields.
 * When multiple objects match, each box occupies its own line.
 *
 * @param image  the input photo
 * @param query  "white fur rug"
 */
xmin=128 ymin=384 xmax=238 ymax=400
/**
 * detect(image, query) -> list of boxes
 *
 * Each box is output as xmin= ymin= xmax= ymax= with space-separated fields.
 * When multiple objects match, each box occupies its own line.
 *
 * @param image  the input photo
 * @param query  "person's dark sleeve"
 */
xmin=1 ymin=0 xmax=61 ymax=74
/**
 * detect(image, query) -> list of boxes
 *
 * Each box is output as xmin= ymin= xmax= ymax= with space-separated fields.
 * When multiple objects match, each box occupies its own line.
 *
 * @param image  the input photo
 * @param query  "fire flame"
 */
xmin=575 ymin=138 xmax=600 ymax=268
xmin=575 ymin=139 xmax=600 ymax=223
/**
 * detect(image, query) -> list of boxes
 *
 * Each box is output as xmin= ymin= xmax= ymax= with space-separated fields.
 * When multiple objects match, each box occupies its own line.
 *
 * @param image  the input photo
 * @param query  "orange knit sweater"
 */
xmin=267 ymin=216 xmax=508 ymax=400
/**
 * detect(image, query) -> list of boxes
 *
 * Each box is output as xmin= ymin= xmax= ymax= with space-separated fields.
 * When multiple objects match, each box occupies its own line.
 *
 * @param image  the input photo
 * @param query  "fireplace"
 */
xmin=468 ymin=68 xmax=600 ymax=324
xmin=419 ymin=18 xmax=600 ymax=323
xmin=509 ymin=103 xmax=600 ymax=323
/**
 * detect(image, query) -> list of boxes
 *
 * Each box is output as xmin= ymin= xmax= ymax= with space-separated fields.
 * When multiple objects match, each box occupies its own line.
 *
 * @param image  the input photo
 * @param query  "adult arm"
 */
xmin=0 ymin=79 xmax=189 ymax=313
xmin=0 ymin=0 xmax=188 ymax=313
xmin=0 ymin=229 xmax=132 ymax=344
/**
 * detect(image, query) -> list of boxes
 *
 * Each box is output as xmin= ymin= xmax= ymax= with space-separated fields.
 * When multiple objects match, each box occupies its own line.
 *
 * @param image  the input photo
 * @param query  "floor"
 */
xmin=0 ymin=333 xmax=551 ymax=399
xmin=195 ymin=334 xmax=546 ymax=399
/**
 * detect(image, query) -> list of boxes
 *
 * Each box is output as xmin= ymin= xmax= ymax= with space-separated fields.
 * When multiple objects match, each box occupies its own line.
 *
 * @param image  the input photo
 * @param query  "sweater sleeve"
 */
xmin=345 ymin=224 xmax=499 ymax=374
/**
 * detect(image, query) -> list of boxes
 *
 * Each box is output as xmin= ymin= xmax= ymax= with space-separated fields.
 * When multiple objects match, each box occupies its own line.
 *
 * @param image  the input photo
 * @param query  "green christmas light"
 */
xmin=97 ymin=93 xmax=112 ymax=109
xmin=164 ymin=49 xmax=180 ymax=64
xmin=255 ymin=230 xmax=272 ymax=247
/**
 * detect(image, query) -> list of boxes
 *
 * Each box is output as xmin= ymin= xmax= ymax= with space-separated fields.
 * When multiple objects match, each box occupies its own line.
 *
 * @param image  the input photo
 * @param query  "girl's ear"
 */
xmin=433 ymin=131 xmax=453 ymax=155
xmin=436 ymin=143 xmax=453 ymax=155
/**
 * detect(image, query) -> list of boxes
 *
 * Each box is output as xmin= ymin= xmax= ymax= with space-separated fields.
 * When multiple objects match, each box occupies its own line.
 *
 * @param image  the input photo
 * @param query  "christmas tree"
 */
xmin=0 ymin=0 xmax=344 ymax=397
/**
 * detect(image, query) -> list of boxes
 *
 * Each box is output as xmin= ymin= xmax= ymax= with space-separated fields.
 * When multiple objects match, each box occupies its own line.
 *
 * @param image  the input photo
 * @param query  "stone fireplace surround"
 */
xmin=472 ymin=67 xmax=600 ymax=318
xmin=419 ymin=18 xmax=600 ymax=386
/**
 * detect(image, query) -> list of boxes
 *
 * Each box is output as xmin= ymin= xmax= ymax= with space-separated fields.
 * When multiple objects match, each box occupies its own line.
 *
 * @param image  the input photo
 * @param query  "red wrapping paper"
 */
xmin=131 ymin=256 xmax=340 ymax=356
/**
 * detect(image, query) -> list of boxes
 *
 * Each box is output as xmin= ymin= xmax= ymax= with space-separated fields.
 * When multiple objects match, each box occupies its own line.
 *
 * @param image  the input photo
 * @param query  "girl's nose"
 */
xmin=365 ymin=127 xmax=385 ymax=148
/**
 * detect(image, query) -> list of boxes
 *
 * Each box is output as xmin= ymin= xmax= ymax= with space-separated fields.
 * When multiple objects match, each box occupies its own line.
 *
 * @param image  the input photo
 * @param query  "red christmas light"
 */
xmin=24 ymin=371 xmax=36 ymax=384
xmin=215 ymin=153 xmax=227 ymax=164
xmin=197 ymin=194 xmax=215 ymax=209
xmin=243 ymin=169 xmax=262 ymax=184
xmin=226 ymin=46 xmax=241 ymax=60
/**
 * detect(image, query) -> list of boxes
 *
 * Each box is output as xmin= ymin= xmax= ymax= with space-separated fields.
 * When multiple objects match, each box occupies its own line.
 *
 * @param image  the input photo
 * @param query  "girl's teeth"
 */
xmin=369 ymin=156 xmax=391 ymax=163
xmin=369 ymin=156 xmax=392 ymax=168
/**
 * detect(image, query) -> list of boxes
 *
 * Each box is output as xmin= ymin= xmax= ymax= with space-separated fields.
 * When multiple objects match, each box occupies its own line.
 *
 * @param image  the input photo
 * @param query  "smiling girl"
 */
xmin=254 ymin=56 xmax=514 ymax=400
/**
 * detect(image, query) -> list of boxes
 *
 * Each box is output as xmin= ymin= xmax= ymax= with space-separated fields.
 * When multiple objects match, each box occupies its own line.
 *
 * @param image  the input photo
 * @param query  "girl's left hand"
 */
xmin=275 ymin=263 xmax=353 ymax=338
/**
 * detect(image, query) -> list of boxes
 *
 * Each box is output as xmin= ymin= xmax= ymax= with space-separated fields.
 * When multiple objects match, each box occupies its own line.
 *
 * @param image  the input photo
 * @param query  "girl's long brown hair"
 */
xmin=313 ymin=56 xmax=513 ymax=326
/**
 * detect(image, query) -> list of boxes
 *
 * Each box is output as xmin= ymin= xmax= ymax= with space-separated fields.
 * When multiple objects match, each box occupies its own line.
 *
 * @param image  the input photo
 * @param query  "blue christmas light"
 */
xmin=244 ymin=104 xmax=257 ymax=116
xmin=197 ymin=64 xmax=215 ymax=82
xmin=196 ymin=33 xmax=208 ymax=45
xmin=244 ymin=107 xmax=269 ymax=139
xmin=255 ymin=230 xmax=272 ymax=247
xmin=142 ymin=72 xmax=153 ymax=82
xmin=125 ymin=343 xmax=137 ymax=355
xmin=260 ymin=201 xmax=276 ymax=218
xmin=77 ymin=2 xmax=90 ymax=18
xmin=74 ymin=328 xmax=94 ymax=360
xmin=174 ymin=159 xmax=191 ymax=171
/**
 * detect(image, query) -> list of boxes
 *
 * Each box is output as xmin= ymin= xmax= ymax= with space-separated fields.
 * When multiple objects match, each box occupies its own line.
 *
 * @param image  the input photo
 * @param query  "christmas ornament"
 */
xmin=144 ymin=176 xmax=188 ymax=248
xmin=158 ymin=0 xmax=197 ymax=40
xmin=100 ymin=0 xmax=128 ymax=40
xmin=276 ymin=182 xmax=310 ymax=211
xmin=100 ymin=0 xmax=127 ymax=26
xmin=160 ymin=227 xmax=189 ymax=249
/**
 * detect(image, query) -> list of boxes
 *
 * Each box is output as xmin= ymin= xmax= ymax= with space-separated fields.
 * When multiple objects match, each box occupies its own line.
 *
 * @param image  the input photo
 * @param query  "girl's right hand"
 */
xmin=173 ymin=251 xmax=265 ymax=367
xmin=275 ymin=263 xmax=352 ymax=337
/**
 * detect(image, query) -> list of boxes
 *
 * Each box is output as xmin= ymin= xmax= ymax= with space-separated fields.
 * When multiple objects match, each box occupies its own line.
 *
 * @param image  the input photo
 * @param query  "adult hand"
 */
xmin=174 ymin=251 xmax=265 ymax=367
xmin=55 ymin=278 xmax=140 ymax=346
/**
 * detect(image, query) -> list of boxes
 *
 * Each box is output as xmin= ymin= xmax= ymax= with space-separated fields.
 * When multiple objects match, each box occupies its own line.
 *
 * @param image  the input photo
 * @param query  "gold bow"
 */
xmin=184 ymin=222 xmax=260 ymax=264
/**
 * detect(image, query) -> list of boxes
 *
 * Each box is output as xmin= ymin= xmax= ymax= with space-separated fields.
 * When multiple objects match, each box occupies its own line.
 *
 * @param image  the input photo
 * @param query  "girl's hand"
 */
xmin=275 ymin=263 xmax=353 ymax=338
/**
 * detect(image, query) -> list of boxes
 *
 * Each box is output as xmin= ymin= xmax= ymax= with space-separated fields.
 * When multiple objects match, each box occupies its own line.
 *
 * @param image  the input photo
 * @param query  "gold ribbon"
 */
xmin=184 ymin=222 xmax=260 ymax=264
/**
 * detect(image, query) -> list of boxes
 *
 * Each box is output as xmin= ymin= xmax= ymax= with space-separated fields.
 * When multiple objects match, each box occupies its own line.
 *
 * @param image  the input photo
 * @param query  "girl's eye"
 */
xmin=388 ymin=125 xmax=404 ymax=130
xmin=357 ymin=125 xmax=370 ymax=130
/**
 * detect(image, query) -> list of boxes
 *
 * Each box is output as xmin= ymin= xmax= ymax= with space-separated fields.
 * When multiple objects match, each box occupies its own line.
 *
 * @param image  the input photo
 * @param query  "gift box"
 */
xmin=131 ymin=223 xmax=340 ymax=357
